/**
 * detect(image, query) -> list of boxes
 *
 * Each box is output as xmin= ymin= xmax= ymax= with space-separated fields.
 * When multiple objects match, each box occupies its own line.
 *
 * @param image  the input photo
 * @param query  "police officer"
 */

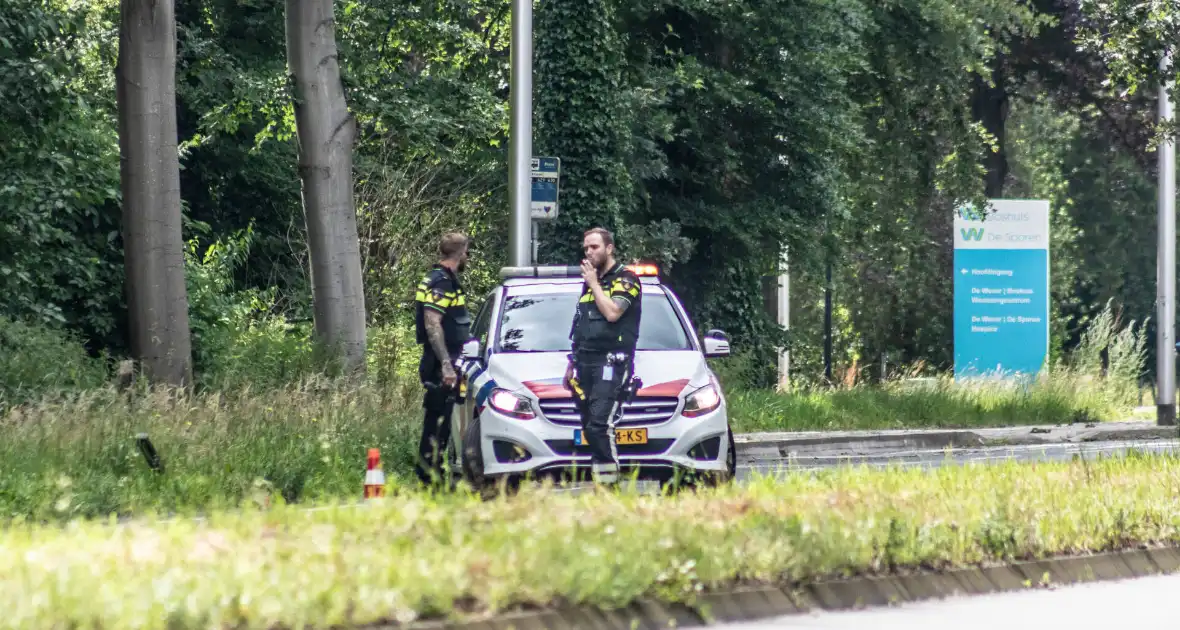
xmin=414 ymin=232 xmax=472 ymax=486
xmin=564 ymin=227 xmax=642 ymax=484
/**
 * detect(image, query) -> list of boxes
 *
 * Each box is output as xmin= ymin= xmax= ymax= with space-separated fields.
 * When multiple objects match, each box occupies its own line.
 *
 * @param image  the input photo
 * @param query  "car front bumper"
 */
xmin=475 ymin=400 xmax=731 ymax=479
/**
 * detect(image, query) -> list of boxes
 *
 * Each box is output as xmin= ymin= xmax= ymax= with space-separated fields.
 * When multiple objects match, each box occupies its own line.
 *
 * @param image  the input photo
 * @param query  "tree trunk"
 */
xmin=285 ymin=0 xmax=367 ymax=373
xmin=116 ymin=0 xmax=193 ymax=387
xmin=972 ymin=60 xmax=1010 ymax=198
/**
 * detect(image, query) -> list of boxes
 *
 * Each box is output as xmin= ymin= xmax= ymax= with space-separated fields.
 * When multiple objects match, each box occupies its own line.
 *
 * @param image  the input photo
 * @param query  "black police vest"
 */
xmin=571 ymin=264 xmax=641 ymax=355
xmin=414 ymin=265 xmax=471 ymax=353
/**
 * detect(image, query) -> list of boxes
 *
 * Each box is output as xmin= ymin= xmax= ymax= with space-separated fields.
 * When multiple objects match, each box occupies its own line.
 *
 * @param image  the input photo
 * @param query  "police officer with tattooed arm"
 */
xmin=414 ymin=232 xmax=472 ymax=487
xmin=563 ymin=227 xmax=642 ymax=484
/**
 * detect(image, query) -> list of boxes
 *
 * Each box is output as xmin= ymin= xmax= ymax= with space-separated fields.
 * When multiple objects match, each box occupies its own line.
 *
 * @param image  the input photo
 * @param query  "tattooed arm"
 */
xmin=424 ymin=309 xmax=456 ymax=386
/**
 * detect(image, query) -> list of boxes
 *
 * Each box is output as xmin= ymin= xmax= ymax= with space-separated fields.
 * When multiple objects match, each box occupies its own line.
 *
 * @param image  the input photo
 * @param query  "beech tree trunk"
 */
xmin=285 ymin=0 xmax=367 ymax=373
xmin=116 ymin=0 xmax=193 ymax=386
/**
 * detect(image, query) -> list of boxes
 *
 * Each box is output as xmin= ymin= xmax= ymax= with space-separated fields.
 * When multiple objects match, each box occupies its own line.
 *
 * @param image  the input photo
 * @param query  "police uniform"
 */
xmin=567 ymin=263 xmax=642 ymax=481
xmin=414 ymin=263 xmax=471 ymax=485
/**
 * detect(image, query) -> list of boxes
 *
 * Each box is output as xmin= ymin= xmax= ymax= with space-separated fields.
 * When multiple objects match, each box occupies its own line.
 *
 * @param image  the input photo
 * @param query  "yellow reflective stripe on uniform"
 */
xmin=609 ymin=279 xmax=639 ymax=300
xmin=579 ymin=292 xmax=595 ymax=303
xmin=417 ymin=288 xmax=450 ymax=308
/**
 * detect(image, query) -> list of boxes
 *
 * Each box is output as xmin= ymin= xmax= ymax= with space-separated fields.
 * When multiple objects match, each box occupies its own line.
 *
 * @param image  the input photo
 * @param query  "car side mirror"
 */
xmin=461 ymin=337 xmax=483 ymax=360
xmin=703 ymin=329 xmax=730 ymax=358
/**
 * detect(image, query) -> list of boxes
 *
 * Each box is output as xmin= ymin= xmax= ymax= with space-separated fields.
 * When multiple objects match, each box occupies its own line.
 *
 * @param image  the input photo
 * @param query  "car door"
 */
xmin=454 ymin=289 xmax=497 ymax=443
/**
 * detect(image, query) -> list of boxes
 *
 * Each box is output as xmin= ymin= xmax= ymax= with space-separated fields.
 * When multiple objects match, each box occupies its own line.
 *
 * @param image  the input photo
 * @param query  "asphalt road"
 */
xmin=734 ymin=438 xmax=1180 ymax=481
xmin=719 ymin=572 xmax=1180 ymax=629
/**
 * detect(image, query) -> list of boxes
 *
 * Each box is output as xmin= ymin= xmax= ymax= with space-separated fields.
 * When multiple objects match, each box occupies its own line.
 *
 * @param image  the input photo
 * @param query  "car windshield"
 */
xmin=496 ymin=289 xmax=693 ymax=353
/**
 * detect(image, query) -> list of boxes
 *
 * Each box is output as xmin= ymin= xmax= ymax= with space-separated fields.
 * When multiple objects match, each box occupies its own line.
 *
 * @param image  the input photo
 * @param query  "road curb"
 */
xmin=735 ymin=430 xmax=987 ymax=457
xmin=734 ymin=425 xmax=1180 ymax=456
xmin=399 ymin=545 xmax=1180 ymax=629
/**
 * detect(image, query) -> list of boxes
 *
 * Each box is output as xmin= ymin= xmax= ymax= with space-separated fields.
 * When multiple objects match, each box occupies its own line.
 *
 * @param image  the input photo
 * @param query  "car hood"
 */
xmin=476 ymin=351 xmax=713 ymax=400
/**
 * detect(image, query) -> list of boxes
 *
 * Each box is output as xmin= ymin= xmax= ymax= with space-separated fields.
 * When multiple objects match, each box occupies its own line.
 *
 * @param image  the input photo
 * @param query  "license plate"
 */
xmin=573 ymin=428 xmax=648 ymax=445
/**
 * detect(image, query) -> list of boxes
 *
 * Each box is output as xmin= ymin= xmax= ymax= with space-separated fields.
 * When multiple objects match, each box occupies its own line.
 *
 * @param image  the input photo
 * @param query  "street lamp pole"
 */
xmin=1157 ymin=49 xmax=1176 ymax=426
xmin=507 ymin=0 xmax=534 ymax=267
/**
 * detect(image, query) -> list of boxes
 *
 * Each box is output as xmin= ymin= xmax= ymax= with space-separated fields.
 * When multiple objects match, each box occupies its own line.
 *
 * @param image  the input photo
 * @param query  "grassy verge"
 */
xmin=5 ymin=454 xmax=1180 ymax=629
xmin=0 ymin=378 xmax=426 ymax=522
xmin=727 ymin=369 xmax=1145 ymax=433
xmin=0 ymin=364 xmax=1150 ymax=523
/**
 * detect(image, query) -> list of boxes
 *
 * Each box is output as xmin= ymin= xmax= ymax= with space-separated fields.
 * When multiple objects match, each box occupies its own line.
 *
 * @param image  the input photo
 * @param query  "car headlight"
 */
xmin=489 ymin=388 xmax=535 ymax=420
xmin=682 ymin=383 xmax=721 ymax=418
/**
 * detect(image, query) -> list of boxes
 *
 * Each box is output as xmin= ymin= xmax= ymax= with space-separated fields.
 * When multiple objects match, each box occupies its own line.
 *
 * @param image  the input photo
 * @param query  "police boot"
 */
xmin=592 ymin=461 xmax=619 ymax=485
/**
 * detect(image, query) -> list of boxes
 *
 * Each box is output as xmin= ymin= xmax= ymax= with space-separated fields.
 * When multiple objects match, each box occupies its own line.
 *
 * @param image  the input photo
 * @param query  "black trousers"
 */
xmin=571 ymin=353 xmax=633 ymax=466
xmin=417 ymin=349 xmax=457 ymax=485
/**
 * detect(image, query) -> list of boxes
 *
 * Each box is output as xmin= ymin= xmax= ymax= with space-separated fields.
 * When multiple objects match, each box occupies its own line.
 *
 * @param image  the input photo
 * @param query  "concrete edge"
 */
xmin=737 ymin=430 xmax=988 ymax=455
xmin=396 ymin=545 xmax=1180 ymax=630
xmin=735 ymin=426 xmax=1179 ymax=454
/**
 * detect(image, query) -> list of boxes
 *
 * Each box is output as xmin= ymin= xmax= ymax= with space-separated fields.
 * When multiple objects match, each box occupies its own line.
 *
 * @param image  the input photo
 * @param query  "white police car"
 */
xmin=449 ymin=264 xmax=735 ymax=488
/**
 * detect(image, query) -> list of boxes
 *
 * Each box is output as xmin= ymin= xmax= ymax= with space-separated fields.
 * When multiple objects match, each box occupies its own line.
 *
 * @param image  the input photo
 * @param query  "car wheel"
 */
xmin=702 ymin=428 xmax=737 ymax=487
xmin=461 ymin=415 xmax=487 ymax=491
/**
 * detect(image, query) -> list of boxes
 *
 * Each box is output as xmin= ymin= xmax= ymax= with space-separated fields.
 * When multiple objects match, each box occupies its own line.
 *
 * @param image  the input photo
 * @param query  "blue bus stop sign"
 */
xmin=531 ymin=157 xmax=560 ymax=220
xmin=953 ymin=199 xmax=1050 ymax=381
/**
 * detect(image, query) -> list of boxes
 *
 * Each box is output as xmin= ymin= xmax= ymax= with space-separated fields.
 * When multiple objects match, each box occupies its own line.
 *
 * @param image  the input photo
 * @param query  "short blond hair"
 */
xmin=439 ymin=232 xmax=470 ymax=259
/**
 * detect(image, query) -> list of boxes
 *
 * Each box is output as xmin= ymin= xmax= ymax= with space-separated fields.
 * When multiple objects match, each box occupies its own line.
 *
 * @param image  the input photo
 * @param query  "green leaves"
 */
xmin=534 ymin=0 xmax=634 ymax=263
xmin=0 ymin=0 xmax=124 ymax=346
xmin=1076 ymin=0 xmax=1180 ymax=98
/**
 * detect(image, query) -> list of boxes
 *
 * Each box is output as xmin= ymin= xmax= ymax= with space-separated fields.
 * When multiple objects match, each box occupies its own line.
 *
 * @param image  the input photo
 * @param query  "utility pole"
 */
xmin=1158 ymin=49 xmax=1176 ymax=427
xmin=507 ymin=0 xmax=533 ymax=267
xmin=777 ymin=248 xmax=790 ymax=390
xmin=824 ymin=259 xmax=833 ymax=384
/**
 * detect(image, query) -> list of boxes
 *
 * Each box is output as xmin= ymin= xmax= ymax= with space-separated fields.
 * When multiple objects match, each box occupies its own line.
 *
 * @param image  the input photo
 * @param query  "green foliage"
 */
xmin=0 ymin=0 xmax=125 ymax=346
xmin=0 ymin=382 xmax=421 ymax=522
xmin=611 ymin=0 xmax=870 ymax=378
xmin=1076 ymin=0 xmax=1179 ymax=99
xmin=615 ymin=219 xmax=695 ymax=270
xmin=1006 ymin=95 xmax=1157 ymax=372
xmin=184 ymin=226 xmax=322 ymax=391
xmin=535 ymin=0 xmax=635 ymax=263
xmin=1067 ymin=299 xmax=1150 ymax=408
xmin=0 ymin=317 xmax=109 ymax=409
xmin=1 ymin=0 xmax=1172 ymax=391
xmin=725 ymin=297 xmax=1150 ymax=432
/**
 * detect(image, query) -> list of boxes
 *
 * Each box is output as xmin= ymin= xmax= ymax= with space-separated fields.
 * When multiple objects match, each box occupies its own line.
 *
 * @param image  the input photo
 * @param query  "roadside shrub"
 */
xmin=0 ymin=316 xmax=108 ymax=408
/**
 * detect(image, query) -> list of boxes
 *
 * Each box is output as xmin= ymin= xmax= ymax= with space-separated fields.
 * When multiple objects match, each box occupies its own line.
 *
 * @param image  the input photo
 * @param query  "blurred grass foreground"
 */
xmin=5 ymin=454 xmax=1180 ymax=629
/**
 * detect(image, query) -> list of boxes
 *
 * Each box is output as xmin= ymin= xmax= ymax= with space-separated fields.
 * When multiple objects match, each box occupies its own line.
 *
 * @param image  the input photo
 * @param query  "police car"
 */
xmin=449 ymin=264 xmax=735 ymax=488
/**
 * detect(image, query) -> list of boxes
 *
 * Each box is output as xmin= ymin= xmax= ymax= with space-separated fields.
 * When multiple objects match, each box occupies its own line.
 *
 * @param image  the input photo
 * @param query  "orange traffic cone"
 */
xmin=364 ymin=448 xmax=385 ymax=499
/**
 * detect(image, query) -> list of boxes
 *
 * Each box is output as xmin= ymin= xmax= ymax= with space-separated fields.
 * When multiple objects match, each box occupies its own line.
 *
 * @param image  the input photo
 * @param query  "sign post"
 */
xmin=529 ymin=157 xmax=560 ymax=264
xmin=953 ymin=199 xmax=1051 ymax=381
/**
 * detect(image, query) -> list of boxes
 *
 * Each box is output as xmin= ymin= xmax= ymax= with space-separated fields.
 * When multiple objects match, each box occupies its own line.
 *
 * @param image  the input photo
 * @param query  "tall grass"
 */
xmin=4 ymin=454 xmax=1180 ymax=629
xmin=0 ymin=378 xmax=424 ymax=522
xmin=0 ymin=298 xmax=1152 ymax=521
xmin=727 ymin=368 xmax=1131 ymax=432
xmin=725 ymin=299 xmax=1149 ymax=432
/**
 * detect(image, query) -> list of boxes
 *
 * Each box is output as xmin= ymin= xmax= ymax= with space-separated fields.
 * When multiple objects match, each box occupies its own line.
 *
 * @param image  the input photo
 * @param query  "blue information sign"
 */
xmin=531 ymin=157 xmax=560 ymax=220
xmin=953 ymin=199 xmax=1050 ymax=381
